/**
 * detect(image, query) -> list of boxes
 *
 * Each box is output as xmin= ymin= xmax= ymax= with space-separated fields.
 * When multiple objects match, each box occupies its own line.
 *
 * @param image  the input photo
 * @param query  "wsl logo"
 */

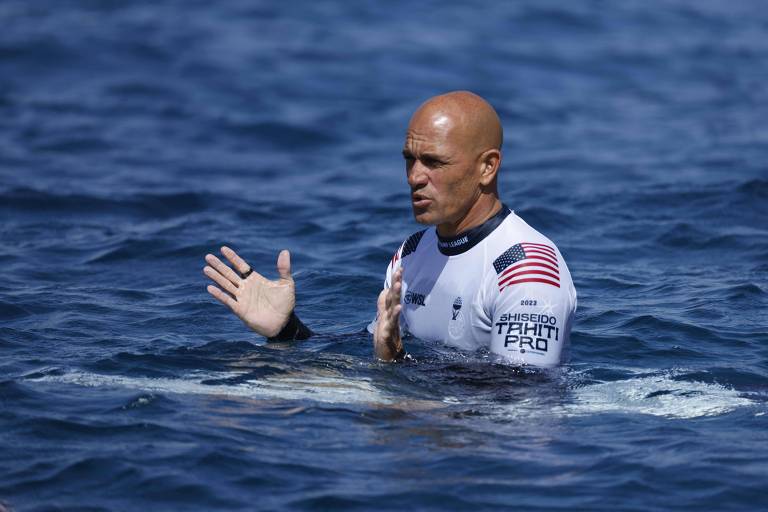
xmin=404 ymin=290 xmax=426 ymax=306
xmin=449 ymin=296 xmax=464 ymax=338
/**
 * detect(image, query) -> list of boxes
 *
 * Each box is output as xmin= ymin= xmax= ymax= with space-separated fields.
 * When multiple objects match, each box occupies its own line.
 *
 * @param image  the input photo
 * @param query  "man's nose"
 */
xmin=407 ymin=161 xmax=428 ymax=188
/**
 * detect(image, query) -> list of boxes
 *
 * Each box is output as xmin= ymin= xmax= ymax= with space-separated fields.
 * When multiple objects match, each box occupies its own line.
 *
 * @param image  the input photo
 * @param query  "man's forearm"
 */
xmin=268 ymin=312 xmax=312 ymax=341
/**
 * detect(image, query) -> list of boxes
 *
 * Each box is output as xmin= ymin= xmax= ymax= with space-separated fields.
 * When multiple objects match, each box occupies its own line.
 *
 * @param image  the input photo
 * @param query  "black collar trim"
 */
xmin=436 ymin=205 xmax=511 ymax=256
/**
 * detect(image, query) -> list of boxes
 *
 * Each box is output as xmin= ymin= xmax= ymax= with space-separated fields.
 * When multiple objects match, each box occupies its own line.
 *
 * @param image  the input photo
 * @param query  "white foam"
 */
xmin=27 ymin=369 xmax=757 ymax=419
xmin=28 ymin=369 xmax=395 ymax=406
xmin=563 ymin=373 xmax=754 ymax=419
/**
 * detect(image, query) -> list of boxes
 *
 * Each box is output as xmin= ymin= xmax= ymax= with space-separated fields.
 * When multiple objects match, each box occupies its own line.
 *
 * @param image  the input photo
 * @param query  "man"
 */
xmin=203 ymin=91 xmax=577 ymax=367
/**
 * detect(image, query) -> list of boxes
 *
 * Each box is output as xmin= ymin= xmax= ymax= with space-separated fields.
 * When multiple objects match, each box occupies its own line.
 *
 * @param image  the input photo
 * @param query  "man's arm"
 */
xmin=203 ymin=246 xmax=311 ymax=340
xmin=489 ymin=280 xmax=574 ymax=367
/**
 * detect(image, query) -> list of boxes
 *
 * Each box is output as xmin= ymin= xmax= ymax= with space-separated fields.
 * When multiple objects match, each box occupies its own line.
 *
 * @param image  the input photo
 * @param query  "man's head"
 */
xmin=403 ymin=91 xmax=503 ymax=235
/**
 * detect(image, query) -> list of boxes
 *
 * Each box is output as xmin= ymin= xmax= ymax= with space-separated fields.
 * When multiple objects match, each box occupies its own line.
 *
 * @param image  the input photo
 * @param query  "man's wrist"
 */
xmin=375 ymin=338 xmax=405 ymax=362
xmin=268 ymin=312 xmax=312 ymax=341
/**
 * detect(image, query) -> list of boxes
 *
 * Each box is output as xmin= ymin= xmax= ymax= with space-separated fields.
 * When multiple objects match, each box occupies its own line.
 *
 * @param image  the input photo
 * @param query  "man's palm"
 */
xmin=204 ymin=247 xmax=295 ymax=338
xmin=237 ymin=258 xmax=294 ymax=336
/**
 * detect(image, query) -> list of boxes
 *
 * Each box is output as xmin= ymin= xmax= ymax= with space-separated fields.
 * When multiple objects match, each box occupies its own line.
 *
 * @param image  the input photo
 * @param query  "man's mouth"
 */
xmin=411 ymin=193 xmax=431 ymax=208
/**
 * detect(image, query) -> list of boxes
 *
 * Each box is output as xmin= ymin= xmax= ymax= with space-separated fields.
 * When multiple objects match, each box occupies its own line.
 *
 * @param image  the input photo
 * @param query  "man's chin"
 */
xmin=412 ymin=207 xmax=438 ymax=225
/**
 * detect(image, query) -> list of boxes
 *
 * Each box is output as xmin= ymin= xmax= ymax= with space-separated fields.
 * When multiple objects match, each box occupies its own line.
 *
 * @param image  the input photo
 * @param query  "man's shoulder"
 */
xmin=489 ymin=212 xmax=564 ymax=275
xmin=387 ymin=228 xmax=430 ymax=270
xmin=490 ymin=212 xmax=560 ymax=252
xmin=399 ymin=228 xmax=430 ymax=258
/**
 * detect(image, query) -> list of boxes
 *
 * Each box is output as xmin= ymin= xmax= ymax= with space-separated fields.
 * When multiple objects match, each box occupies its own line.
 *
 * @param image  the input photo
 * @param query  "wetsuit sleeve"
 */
xmin=268 ymin=311 xmax=312 ymax=341
xmin=488 ymin=247 xmax=576 ymax=367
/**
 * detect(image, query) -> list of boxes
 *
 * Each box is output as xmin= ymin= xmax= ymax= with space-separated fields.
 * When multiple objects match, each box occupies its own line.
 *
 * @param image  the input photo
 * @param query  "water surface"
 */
xmin=1 ymin=1 xmax=767 ymax=510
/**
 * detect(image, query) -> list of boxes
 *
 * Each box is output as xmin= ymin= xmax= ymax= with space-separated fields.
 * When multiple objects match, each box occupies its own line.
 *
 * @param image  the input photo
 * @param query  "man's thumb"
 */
xmin=276 ymin=249 xmax=292 ymax=280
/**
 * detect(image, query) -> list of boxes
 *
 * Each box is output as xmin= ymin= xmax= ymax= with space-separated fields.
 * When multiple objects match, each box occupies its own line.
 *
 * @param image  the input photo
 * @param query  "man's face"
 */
xmin=403 ymin=112 xmax=482 ymax=228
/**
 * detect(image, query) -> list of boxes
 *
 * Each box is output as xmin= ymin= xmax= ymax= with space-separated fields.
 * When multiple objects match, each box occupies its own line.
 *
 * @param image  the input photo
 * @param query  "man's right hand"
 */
xmin=373 ymin=267 xmax=405 ymax=361
xmin=204 ymin=246 xmax=295 ymax=338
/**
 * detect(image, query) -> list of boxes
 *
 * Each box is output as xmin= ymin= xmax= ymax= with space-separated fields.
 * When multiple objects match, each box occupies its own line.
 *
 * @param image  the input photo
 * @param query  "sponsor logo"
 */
xmin=494 ymin=313 xmax=559 ymax=354
xmin=448 ymin=296 xmax=464 ymax=338
xmin=404 ymin=290 xmax=426 ymax=306
xmin=451 ymin=296 xmax=463 ymax=320
xmin=438 ymin=235 xmax=469 ymax=249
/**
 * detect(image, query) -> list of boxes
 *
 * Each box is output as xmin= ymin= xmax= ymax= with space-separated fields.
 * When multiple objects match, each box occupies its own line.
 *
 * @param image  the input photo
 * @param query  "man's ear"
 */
xmin=478 ymin=149 xmax=501 ymax=186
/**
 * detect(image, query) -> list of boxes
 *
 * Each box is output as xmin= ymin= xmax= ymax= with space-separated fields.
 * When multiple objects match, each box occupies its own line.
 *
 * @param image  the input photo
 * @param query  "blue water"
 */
xmin=1 ymin=1 xmax=767 ymax=510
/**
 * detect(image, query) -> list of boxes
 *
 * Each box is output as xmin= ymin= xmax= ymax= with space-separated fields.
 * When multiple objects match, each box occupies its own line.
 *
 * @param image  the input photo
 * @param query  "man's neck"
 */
xmin=436 ymin=196 xmax=502 ymax=238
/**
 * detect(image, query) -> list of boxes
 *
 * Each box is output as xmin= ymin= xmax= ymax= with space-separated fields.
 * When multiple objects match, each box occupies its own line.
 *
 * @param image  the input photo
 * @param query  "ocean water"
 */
xmin=1 ymin=1 xmax=767 ymax=510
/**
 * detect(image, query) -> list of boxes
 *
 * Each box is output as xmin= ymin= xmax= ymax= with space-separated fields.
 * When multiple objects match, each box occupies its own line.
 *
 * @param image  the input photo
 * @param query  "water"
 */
xmin=1 ymin=1 xmax=767 ymax=510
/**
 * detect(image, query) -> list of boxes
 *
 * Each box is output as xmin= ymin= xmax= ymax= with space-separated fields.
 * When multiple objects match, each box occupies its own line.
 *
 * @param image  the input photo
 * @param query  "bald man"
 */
xmin=204 ymin=91 xmax=577 ymax=368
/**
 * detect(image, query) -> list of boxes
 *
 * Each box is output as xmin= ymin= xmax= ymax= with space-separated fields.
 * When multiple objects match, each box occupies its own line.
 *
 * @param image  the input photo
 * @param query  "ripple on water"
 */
xmin=737 ymin=178 xmax=768 ymax=198
xmin=0 ymin=301 xmax=31 ymax=320
xmin=2 ymin=1 xmax=768 ymax=509
xmin=0 ymin=188 xmax=212 ymax=218
xmin=213 ymin=119 xmax=340 ymax=149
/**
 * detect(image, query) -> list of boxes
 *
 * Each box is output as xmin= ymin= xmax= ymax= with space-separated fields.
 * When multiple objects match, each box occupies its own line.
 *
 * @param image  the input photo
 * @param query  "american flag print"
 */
xmin=493 ymin=242 xmax=560 ymax=291
xmin=390 ymin=249 xmax=400 ymax=269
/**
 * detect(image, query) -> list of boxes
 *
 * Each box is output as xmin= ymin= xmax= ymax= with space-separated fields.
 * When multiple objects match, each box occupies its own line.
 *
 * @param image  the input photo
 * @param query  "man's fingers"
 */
xmin=276 ymin=250 xmax=291 ymax=280
xmin=377 ymin=288 xmax=387 ymax=313
xmin=387 ymin=275 xmax=402 ymax=308
xmin=378 ymin=287 xmax=397 ymax=324
xmin=391 ymin=304 xmax=402 ymax=330
xmin=203 ymin=266 xmax=239 ymax=296
xmin=205 ymin=253 xmax=242 ymax=286
xmin=392 ymin=268 xmax=403 ymax=293
xmin=221 ymin=246 xmax=252 ymax=276
xmin=375 ymin=269 xmax=403 ymax=360
xmin=207 ymin=284 xmax=238 ymax=312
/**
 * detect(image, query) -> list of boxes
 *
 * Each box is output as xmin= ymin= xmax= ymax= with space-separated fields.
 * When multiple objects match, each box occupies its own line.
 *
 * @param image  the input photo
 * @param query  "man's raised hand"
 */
xmin=204 ymin=246 xmax=295 ymax=337
xmin=373 ymin=267 xmax=405 ymax=361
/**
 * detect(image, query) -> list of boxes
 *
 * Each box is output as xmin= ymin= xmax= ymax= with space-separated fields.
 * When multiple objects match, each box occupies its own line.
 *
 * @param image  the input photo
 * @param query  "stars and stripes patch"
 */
xmin=493 ymin=242 xmax=560 ymax=291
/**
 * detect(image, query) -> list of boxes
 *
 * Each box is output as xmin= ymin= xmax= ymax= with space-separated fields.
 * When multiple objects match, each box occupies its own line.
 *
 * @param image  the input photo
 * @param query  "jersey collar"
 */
xmin=436 ymin=204 xmax=511 ymax=256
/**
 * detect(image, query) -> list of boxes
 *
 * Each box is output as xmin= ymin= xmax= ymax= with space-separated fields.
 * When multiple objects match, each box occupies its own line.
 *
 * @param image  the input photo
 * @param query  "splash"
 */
xmin=564 ymin=371 xmax=754 ymax=419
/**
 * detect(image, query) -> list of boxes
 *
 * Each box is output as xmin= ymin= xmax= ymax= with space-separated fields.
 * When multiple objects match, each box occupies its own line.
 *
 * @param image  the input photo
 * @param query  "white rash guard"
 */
xmin=368 ymin=205 xmax=577 ymax=367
